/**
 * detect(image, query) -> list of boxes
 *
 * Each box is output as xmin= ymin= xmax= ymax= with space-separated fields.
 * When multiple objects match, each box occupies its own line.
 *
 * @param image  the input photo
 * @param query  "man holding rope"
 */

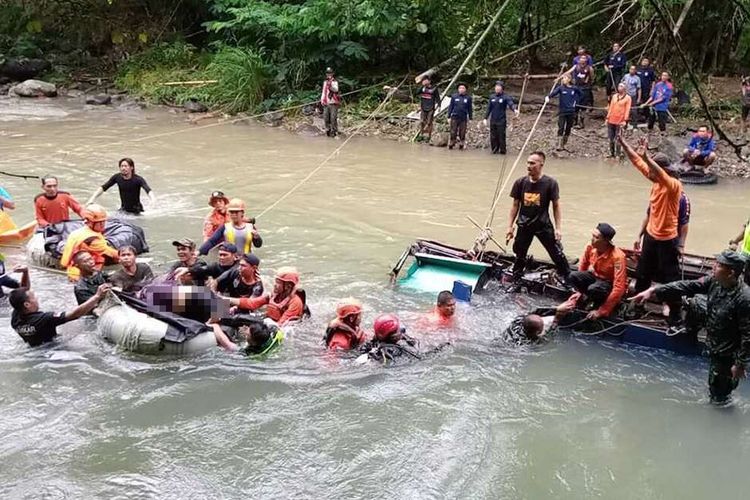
xmin=506 ymin=151 xmax=570 ymax=289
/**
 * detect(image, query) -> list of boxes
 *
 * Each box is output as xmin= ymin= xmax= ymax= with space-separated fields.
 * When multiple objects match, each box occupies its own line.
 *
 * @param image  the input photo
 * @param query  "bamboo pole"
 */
xmin=517 ymin=75 xmax=530 ymax=114
xmin=161 ymin=80 xmax=218 ymax=86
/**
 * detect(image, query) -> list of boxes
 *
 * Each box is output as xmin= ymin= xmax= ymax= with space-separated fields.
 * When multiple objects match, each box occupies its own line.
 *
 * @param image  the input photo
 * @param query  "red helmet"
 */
xmin=373 ymin=314 xmax=401 ymax=341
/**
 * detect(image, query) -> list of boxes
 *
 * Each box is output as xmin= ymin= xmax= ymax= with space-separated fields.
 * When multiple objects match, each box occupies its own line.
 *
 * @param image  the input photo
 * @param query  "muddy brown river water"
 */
xmin=0 ymin=97 xmax=748 ymax=499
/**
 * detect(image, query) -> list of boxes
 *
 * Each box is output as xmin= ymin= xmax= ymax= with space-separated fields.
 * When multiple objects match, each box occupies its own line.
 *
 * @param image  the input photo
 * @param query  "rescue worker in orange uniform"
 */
xmin=59 ymin=204 xmax=119 ymax=281
xmin=567 ymin=223 xmax=628 ymax=319
xmin=202 ymin=191 xmax=230 ymax=242
xmin=230 ymin=267 xmax=305 ymax=326
xmin=325 ymin=298 xmax=366 ymax=350
xmin=199 ymin=198 xmax=262 ymax=255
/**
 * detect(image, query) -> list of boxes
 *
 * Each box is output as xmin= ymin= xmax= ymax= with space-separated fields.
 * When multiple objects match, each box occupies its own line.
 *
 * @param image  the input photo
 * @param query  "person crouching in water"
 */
xmin=503 ymin=295 xmax=578 ymax=345
xmin=229 ymin=266 xmax=305 ymax=326
xmin=422 ymin=290 xmax=457 ymax=328
xmin=208 ymin=317 xmax=284 ymax=358
xmin=359 ymin=314 xmax=420 ymax=365
xmin=325 ymin=298 xmax=366 ymax=350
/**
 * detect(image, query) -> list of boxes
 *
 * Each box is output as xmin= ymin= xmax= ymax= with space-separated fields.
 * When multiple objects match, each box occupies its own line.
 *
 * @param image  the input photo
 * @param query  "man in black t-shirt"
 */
xmin=215 ymin=253 xmax=264 ymax=298
xmin=9 ymin=275 xmax=110 ymax=347
xmin=87 ymin=158 xmax=156 ymax=214
xmin=189 ymin=242 xmax=239 ymax=286
xmin=506 ymin=151 xmax=570 ymax=282
xmin=73 ymin=251 xmax=110 ymax=305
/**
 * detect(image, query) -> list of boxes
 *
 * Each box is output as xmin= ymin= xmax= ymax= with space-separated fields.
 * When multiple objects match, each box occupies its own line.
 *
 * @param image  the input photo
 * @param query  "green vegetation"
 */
xmin=2 ymin=1 xmax=750 ymax=114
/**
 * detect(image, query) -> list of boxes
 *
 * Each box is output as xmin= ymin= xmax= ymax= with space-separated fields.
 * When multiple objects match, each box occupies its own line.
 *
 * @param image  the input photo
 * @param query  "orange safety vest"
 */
xmin=224 ymin=222 xmax=253 ymax=254
xmin=60 ymin=226 xmax=118 ymax=280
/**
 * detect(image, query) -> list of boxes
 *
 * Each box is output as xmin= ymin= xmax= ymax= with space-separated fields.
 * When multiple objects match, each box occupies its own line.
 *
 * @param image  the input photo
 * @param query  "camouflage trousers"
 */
xmin=709 ymin=355 xmax=739 ymax=404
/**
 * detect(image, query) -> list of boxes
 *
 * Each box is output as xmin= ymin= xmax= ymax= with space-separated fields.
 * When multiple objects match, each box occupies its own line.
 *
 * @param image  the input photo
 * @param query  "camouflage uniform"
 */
xmin=655 ymin=276 xmax=750 ymax=403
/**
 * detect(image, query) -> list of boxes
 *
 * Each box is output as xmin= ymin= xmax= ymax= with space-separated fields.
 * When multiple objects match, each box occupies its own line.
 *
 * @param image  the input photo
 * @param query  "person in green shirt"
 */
xmin=633 ymin=250 xmax=750 ymax=405
xmin=208 ymin=317 xmax=284 ymax=358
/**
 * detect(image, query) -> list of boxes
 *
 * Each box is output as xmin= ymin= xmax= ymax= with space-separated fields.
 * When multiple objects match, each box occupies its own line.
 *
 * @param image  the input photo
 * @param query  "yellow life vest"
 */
xmin=60 ymin=226 xmax=115 ymax=280
xmin=742 ymin=220 xmax=750 ymax=257
xmin=224 ymin=222 xmax=253 ymax=254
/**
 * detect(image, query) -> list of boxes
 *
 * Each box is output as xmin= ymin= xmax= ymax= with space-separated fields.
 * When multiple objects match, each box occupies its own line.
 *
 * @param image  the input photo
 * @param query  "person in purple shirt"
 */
xmin=572 ymin=46 xmax=595 ymax=68
xmin=682 ymin=125 xmax=717 ymax=168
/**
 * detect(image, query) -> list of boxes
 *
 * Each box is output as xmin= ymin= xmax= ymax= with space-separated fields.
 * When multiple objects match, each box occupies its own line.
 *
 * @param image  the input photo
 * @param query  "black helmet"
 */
xmin=325 ymin=67 xmax=334 ymax=74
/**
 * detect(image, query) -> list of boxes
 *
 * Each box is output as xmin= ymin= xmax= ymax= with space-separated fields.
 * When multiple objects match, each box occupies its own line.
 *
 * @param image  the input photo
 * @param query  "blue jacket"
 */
xmin=636 ymin=66 xmax=656 ymax=94
xmin=605 ymin=51 xmax=627 ymax=70
xmin=485 ymin=92 xmax=516 ymax=122
xmin=650 ymin=81 xmax=672 ymax=111
xmin=448 ymin=93 xmax=473 ymax=121
xmin=549 ymin=85 xmax=581 ymax=114
xmin=688 ymin=135 xmax=716 ymax=157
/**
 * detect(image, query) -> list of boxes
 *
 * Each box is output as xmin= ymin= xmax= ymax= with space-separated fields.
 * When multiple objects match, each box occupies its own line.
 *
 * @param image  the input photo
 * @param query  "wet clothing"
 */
xmin=34 ymin=192 xmax=85 ymax=227
xmin=549 ymin=85 xmax=580 ymax=114
xmin=199 ymin=223 xmax=262 ymax=255
xmin=243 ymin=329 xmax=284 ymax=358
xmin=11 ymin=309 xmax=70 ymax=347
xmin=502 ymin=315 xmax=556 ymax=345
xmin=203 ymin=209 xmax=229 ymax=241
xmin=417 ymin=85 xmax=440 ymax=112
xmin=325 ymin=320 xmax=366 ymax=350
xmin=59 ymin=226 xmax=119 ymax=280
xmin=109 ymin=263 xmax=154 ymax=293
xmin=447 ymin=93 xmax=473 ymax=121
xmin=74 ymin=271 xmax=108 ymax=305
xmin=359 ymin=336 xmax=428 ymax=365
xmin=216 ymin=267 xmax=264 ymax=298
xmin=101 ymin=173 xmax=152 ymax=214
xmin=510 ymin=174 xmax=569 ymax=278
xmin=655 ymin=277 xmax=750 ymax=403
xmin=687 ymin=134 xmax=716 ymax=158
xmin=239 ymin=291 xmax=305 ymax=326
xmin=633 ymin=154 xmax=682 ymax=241
xmin=571 ymin=244 xmax=627 ymax=316
xmin=636 ymin=66 xmax=656 ymax=101
xmin=188 ymin=261 xmax=236 ymax=284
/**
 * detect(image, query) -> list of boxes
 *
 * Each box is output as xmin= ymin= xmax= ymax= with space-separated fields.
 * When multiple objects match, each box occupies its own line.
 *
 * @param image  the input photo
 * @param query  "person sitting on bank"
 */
xmin=547 ymin=75 xmax=580 ymax=151
xmin=189 ymin=242 xmax=239 ymax=286
xmin=0 ymin=259 xmax=29 ymax=298
xmin=59 ymin=204 xmax=119 ymax=281
xmin=208 ymin=317 xmax=284 ymax=358
xmin=358 ymin=314 xmax=432 ymax=365
xmin=73 ymin=251 xmax=109 ymax=305
xmin=415 ymin=75 xmax=440 ymax=142
xmin=109 ymin=245 xmax=154 ymax=294
xmin=682 ymin=125 xmax=717 ymax=169
xmin=422 ymin=290 xmax=457 ymax=328
xmin=214 ymin=252 xmax=263 ymax=299
xmin=632 ymin=250 xmax=750 ymax=405
xmin=230 ymin=267 xmax=305 ymax=326
xmin=10 ymin=276 xmax=111 ymax=347
xmin=324 ymin=298 xmax=366 ymax=350
xmin=87 ymin=158 xmax=156 ymax=215
xmin=199 ymin=198 xmax=262 ymax=256
xmin=567 ymin=223 xmax=627 ymax=320
xmin=503 ymin=295 xmax=578 ymax=345
xmin=483 ymin=81 xmax=518 ymax=154
xmin=203 ymin=191 xmax=230 ymax=242
xmin=34 ymin=175 xmax=86 ymax=227
xmin=447 ymin=83 xmax=473 ymax=150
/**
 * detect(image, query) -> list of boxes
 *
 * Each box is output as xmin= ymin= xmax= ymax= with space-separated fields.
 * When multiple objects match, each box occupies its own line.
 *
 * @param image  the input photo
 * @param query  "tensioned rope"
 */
xmin=255 ymin=75 xmax=409 ymax=219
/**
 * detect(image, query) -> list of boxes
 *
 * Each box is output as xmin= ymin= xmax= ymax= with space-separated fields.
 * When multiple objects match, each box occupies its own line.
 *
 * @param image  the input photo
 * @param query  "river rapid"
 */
xmin=0 ymin=97 xmax=749 ymax=499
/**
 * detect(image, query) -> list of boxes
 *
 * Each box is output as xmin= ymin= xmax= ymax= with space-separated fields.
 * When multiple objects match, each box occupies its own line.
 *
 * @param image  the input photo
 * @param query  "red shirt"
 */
xmin=34 ymin=192 xmax=84 ymax=227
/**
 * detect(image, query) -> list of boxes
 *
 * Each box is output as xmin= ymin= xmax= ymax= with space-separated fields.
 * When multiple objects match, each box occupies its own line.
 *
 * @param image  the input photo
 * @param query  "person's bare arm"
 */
xmin=86 ymin=187 xmax=104 ymax=205
xmin=635 ymin=215 xmax=648 ymax=250
xmin=13 ymin=266 xmax=30 ymax=288
xmin=208 ymin=323 xmax=237 ymax=352
xmin=729 ymin=223 xmax=746 ymax=249
xmin=552 ymin=199 xmax=563 ymax=241
xmin=64 ymin=284 xmax=111 ymax=321
xmin=506 ymin=199 xmax=520 ymax=242
xmin=678 ymin=223 xmax=689 ymax=254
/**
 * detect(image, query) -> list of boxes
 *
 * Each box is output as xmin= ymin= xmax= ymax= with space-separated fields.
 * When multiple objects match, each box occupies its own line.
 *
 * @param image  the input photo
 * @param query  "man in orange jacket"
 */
xmin=229 ymin=267 xmax=305 ymax=326
xmin=59 ymin=204 xmax=119 ymax=281
xmin=202 ymin=191 xmax=230 ymax=242
xmin=605 ymin=82 xmax=631 ymax=158
xmin=325 ymin=298 xmax=366 ymax=350
xmin=567 ymin=223 xmax=628 ymax=320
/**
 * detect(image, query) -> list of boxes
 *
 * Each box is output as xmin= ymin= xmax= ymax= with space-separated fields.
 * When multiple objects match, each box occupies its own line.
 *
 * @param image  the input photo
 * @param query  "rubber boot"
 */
xmin=609 ymin=141 xmax=616 ymax=158
xmin=561 ymin=135 xmax=569 ymax=151
xmin=556 ymin=137 xmax=563 ymax=151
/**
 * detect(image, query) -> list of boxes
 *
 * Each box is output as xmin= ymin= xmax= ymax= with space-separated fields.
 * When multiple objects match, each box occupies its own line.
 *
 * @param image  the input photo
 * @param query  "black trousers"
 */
xmin=324 ymin=104 xmax=339 ymax=135
xmin=419 ymin=109 xmax=435 ymax=137
xmin=512 ymin=223 xmax=570 ymax=279
xmin=647 ymin=110 xmax=668 ymax=132
xmin=636 ymin=232 xmax=681 ymax=322
xmin=567 ymin=271 xmax=612 ymax=308
xmin=606 ymin=69 xmax=624 ymax=95
xmin=709 ymin=355 xmax=739 ymax=404
xmin=558 ymin=113 xmax=575 ymax=137
xmin=449 ymin=118 xmax=467 ymax=146
xmin=489 ymin=120 xmax=507 ymax=153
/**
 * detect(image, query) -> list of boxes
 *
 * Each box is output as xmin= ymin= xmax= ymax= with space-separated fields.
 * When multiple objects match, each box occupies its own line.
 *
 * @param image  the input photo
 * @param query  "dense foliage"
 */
xmin=2 ymin=0 xmax=749 ymax=112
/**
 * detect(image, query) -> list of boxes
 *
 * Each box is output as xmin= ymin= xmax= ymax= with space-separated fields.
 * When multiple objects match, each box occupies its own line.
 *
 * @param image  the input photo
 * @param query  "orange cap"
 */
xmin=336 ymin=298 xmax=362 ymax=319
xmin=275 ymin=266 xmax=299 ymax=285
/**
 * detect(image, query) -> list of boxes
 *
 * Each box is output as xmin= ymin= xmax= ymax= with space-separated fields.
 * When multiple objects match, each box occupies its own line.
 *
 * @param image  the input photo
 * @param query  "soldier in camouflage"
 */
xmin=633 ymin=250 xmax=750 ymax=404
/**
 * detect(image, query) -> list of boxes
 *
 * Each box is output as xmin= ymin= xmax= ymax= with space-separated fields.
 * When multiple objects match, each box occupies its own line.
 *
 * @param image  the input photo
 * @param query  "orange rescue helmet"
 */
xmin=84 ymin=204 xmax=108 ymax=223
xmin=275 ymin=266 xmax=299 ymax=286
xmin=227 ymin=198 xmax=246 ymax=212
xmin=336 ymin=298 xmax=362 ymax=319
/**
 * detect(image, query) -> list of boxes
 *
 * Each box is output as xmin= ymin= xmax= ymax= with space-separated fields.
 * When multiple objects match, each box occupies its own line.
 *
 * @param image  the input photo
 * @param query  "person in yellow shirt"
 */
xmin=59 ymin=204 xmax=119 ymax=281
